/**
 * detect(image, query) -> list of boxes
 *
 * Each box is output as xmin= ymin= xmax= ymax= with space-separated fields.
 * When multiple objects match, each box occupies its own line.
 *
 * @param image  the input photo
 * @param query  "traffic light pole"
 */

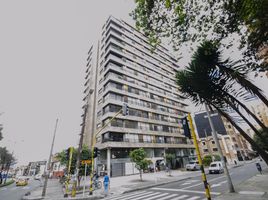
xmin=64 ymin=147 xmax=73 ymax=197
xmin=89 ymin=108 xmax=123 ymax=195
xmin=187 ymin=114 xmax=211 ymax=200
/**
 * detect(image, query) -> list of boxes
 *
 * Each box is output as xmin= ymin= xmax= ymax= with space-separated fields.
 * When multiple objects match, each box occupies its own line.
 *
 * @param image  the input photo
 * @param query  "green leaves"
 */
xmin=56 ymin=146 xmax=92 ymax=176
xmin=253 ymin=130 xmax=268 ymax=151
xmin=132 ymin=0 xmax=268 ymax=72
xmin=129 ymin=148 xmax=151 ymax=180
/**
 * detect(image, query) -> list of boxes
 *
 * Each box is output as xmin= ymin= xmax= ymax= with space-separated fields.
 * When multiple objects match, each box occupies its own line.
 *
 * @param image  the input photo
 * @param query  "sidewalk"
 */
xmin=22 ymin=179 xmax=64 ymax=200
xmin=215 ymin=169 xmax=268 ymax=200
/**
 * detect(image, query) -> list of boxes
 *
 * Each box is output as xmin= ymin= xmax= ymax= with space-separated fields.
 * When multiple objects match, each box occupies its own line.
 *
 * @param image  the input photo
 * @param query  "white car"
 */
xmin=186 ymin=161 xmax=200 ymax=171
xmin=209 ymin=161 xmax=224 ymax=174
xmin=34 ymin=174 xmax=42 ymax=180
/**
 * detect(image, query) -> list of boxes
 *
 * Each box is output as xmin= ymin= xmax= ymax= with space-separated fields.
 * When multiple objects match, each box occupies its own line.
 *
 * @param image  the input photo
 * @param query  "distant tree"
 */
xmin=56 ymin=145 xmax=91 ymax=186
xmin=164 ymin=153 xmax=175 ymax=176
xmin=213 ymin=154 xmax=221 ymax=162
xmin=0 ymin=124 xmax=3 ymax=141
xmin=129 ymin=148 xmax=151 ymax=181
xmin=0 ymin=147 xmax=15 ymax=184
xmin=202 ymin=155 xmax=213 ymax=166
xmin=253 ymin=130 xmax=268 ymax=152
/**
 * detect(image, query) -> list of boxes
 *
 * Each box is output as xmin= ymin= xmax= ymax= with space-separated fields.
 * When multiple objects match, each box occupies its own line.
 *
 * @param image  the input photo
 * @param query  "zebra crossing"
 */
xmin=104 ymin=190 xmax=206 ymax=200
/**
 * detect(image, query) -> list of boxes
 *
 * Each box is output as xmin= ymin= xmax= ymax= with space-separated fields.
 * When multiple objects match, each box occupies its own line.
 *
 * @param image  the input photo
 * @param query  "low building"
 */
xmin=251 ymin=103 xmax=268 ymax=128
xmin=194 ymin=111 xmax=251 ymax=164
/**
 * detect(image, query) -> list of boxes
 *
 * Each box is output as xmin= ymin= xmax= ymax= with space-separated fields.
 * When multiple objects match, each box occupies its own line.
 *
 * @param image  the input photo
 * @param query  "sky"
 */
xmin=0 ymin=1 xmax=267 ymax=166
xmin=0 ymin=0 xmax=135 ymax=165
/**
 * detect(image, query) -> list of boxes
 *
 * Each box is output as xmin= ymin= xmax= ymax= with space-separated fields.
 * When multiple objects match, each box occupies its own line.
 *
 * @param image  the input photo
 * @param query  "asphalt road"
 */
xmin=0 ymin=179 xmax=41 ymax=200
xmin=106 ymin=161 xmax=267 ymax=200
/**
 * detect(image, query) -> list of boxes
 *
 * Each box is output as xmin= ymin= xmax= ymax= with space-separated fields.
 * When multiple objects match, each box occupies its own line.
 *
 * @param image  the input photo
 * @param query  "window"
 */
xmin=125 ymin=120 xmax=138 ymax=129
xmin=97 ymin=110 xmax=102 ymax=117
xmin=212 ymin=148 xmax=218 ymax=152
xmin=202 ymin=142 xmax=206 ymax=146
xmin=211 ymin=141 xmax=215 ymax=144
xmin=111 ymin=119 xmax=123 ymax=127
xmin=203 ymin=149 xmax=209 ymax=152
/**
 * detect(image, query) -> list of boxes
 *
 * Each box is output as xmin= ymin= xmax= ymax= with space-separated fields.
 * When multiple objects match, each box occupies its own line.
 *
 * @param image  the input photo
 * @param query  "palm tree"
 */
xmin=188 ymin=41 xmax=268 ymax=134
xmin=176 ymin=41 xmax=268 ymax=164
xmin=193 ymin=41 xmax=268 ymax=107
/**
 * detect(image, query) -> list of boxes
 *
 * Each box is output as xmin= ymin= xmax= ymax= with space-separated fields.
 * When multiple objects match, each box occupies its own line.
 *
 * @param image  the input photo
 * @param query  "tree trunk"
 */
xmin=211 ymin=104 xmax=268 ymax=165
xmin=78 ymin=176 xmax=81 ymax=188
xmin=139 ymin=170 xmax=142 ymax=181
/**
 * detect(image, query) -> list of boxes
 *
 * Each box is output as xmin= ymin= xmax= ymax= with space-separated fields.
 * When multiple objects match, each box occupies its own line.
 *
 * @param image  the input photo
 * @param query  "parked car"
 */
xmin=34 ymin=174 xmax=42 ymax=180
xmin=186 ymin=161 xmax=200 ymax=171
xmin=209 ymin=161 xmax=224 ymax=174
xmin=16 ymin=178 xmax=28 ymax=186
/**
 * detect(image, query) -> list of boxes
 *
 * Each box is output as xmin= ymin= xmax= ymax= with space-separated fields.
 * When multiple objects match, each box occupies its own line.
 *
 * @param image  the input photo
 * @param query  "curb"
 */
xmin=22 ymin=195 xmax=104 ymax=200
xmin=0 ymin=179 xmax=15 ymax=187
xmin=122 ymin=177 xmax=191 ymax=194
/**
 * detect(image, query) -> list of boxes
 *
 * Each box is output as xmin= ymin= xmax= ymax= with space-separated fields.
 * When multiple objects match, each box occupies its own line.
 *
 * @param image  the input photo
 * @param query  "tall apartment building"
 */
xmin=194 ymin=111 xmax=251 ymax=164
xmin=82 ymin=16 xmax=194 ymax=177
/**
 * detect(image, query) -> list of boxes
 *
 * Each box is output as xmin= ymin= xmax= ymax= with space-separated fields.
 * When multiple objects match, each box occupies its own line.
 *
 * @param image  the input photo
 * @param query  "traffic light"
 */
xmin=93 ymin=147 xmax=100 ymax=158
xmin=182 ymin=117 xmax=191 ymax=139
xmin=66 ymin=147 xmax=72 ymax=160
xmin=122 ymin=103 xmax=129 ymax=116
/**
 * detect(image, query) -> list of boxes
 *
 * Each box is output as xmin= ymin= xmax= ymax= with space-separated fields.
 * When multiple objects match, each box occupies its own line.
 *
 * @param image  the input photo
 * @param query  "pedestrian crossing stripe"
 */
xmin=104 ymin=191 xmax=205 ymax=200
xmin=106 ymin=191 xmax=153 ymax=200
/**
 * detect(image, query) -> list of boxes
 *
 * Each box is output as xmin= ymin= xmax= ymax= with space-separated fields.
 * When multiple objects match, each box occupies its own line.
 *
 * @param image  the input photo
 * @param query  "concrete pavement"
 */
xmin=215 ymin=168 xmax=268 ymax=200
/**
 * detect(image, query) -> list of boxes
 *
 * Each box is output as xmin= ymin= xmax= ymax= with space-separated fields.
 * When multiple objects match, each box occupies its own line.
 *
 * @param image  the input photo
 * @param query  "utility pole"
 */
xmin=72 ymin=105 xmax=88 ymax=197
xmin=204 ymin=103 xmax=235 ymax=193
xmin=42 ymin=119 xmax=59 ymax=197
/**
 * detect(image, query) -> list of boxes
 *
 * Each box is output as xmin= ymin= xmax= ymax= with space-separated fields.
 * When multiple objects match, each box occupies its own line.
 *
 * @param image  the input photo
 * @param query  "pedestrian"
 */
xmin=0 ymin=171 xmax=2 ymax=185
xmin=103 ymin=172 xmax=110 ymax=196
xmin=256 ymin=162 xmax=262 ymax=174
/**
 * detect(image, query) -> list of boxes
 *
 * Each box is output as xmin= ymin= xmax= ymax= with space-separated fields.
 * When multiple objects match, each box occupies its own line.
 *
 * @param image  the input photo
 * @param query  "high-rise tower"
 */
xmin=83 ymin=16 xmax=194 ymax=177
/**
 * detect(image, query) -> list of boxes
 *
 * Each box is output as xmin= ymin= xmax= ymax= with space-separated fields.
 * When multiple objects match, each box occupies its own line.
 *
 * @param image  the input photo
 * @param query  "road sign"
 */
xmin=81 ymin=160 xmax=91 ymax=165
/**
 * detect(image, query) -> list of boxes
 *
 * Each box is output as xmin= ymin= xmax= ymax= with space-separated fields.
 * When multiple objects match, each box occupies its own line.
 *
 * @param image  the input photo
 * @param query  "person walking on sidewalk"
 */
xmin=103 ymin=173 xmax=110 ymax=196
xmin=256 ymin=162 xmax=262 ymax=174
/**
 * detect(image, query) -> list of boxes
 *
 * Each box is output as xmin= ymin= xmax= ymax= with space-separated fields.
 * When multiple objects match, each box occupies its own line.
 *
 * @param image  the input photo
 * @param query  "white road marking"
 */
xmin=181 ymin=174 xmax=229 ymax=189
xmin=181 ymin=179 xmax=200 ymax=186
xmin=239 ymin=191 xmax=265 ymax=195
xmin=106 ymin=191 xmax=152 ymax=200
xmin=186 ymin=197 xmax=200 ymax=200
xmin=172 ymin=195 xmax=189 ymax=200
xmin=211 ymin=180 xmax=227 ymax=188
xmin=151 ymin=187 xmax=221 ymax=195
xmin=145 ymin=192 xmax=169 ymax=200
xmin=22 ymin=186 xmax=30 ymax=189
xmin=157 ymin=193 xmax=179 ymax=200
xmin=0 ymin=187 xmax=7 ymax=191
xmin=132 ymin=192 xmax=161 ymax=200
xmin=10 ymin=187 xmax=17 ymax=190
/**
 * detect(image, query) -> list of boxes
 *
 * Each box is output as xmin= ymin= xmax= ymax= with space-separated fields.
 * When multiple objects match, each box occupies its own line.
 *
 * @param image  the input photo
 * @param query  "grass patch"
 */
xmin=0 ymin=179 xmax=15 ymax=187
